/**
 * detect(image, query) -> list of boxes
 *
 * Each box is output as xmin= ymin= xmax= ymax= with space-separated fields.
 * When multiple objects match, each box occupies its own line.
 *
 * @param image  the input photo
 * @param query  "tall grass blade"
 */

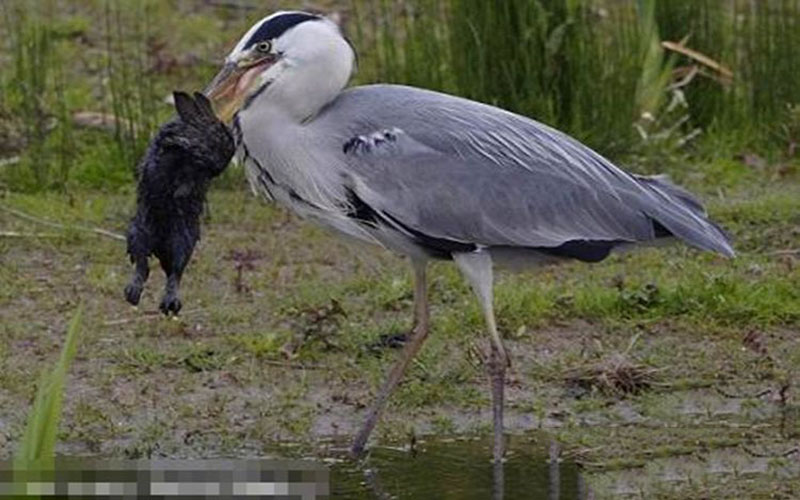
xmin=103 ymin=0 xmax=159 ymax=171
xmin=6 ymin=1 xmax=53 ymax=187
xmin=14 ymin=306 xmax=84 ymax=468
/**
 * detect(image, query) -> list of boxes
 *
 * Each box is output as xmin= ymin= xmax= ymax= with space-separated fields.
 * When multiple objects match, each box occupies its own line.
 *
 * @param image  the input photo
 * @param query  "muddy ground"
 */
xmin=1 ymin=173 xmax=799 ymax=498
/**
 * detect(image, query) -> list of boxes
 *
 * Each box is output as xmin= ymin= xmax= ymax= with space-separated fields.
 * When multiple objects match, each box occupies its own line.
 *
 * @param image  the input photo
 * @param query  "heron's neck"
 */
xmin=236 ymin=93 xmax=340 ymax=209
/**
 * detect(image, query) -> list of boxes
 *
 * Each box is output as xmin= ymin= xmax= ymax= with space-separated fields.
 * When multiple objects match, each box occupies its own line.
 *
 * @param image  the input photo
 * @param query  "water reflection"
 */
xmin=549 ymin=440 xmax=560 ymax=500
xmin=493 ymin=459 xmax=504 ymax=500
xmin=0 ymin=436 xmax=589 ymax=499
xmin=332 ymin=435 xmax=590 ymax=499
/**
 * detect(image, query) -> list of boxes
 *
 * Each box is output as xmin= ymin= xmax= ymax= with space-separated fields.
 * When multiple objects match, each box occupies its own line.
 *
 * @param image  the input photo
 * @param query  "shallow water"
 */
xmin=330 ymin=435 xmax=590 ymax=499
xmin=1 ymin=435 xmax=590 ymax=499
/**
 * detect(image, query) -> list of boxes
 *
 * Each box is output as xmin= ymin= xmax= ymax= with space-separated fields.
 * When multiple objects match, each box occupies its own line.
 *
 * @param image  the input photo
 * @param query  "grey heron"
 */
xmin=205 ymin=11 xmax=734 ymax=462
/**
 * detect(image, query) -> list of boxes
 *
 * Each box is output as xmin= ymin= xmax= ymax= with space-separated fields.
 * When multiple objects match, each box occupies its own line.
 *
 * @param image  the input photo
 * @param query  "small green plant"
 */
xmin=231 ymin=331 xmax=287 ymax=359
xmin=3 ymin=1 xmax=53 ymax=188
xmin=0 ymin=1 xmax=84 ymax=191
xmin=14 ymin=306 xmax=83 ymax=467
xmin=777 ymin=103 xmax=800 ymax=160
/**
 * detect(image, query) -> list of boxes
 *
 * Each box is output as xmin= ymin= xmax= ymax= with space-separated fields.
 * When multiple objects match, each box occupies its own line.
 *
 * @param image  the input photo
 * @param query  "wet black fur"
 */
xmin=124 ymin=92 xmax=235 ymax=315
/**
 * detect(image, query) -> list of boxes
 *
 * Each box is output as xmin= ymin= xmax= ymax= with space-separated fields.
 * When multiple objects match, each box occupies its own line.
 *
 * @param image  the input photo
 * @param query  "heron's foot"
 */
xmin=159 ymin=293 xmax=182 ymax=316
xmin=483 ymin=344 xmax=512 ymax=369
xmin=349 ymin=441 xmax=368 ymax=460
xmin=124 ymin=283 xmax=143 ymax=306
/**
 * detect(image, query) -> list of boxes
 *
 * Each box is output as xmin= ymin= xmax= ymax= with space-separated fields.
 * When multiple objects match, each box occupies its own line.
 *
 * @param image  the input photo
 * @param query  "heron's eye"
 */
xmin=256 ymin=41 xmax=272 ymax=53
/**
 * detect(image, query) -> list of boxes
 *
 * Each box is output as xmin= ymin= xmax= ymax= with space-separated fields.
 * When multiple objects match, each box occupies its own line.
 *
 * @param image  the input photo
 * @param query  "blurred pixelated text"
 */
xmin=0 ymin=459 xmax=329 ymax=499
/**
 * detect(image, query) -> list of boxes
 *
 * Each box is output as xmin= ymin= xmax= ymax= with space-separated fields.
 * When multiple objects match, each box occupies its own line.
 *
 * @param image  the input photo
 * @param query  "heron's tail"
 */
xmin=634 ymin=174 xmax=735 ymax=258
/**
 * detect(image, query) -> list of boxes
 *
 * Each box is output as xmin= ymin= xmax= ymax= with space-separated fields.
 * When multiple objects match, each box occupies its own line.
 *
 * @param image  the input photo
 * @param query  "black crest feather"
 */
xmin=243 ymin=12 xmax=321 ymax=49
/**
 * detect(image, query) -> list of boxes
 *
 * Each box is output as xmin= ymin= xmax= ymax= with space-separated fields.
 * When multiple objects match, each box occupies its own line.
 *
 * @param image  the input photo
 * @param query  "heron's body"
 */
xmin=236 ymin=83 xmax=732 ymax=264
xmin=206 ymin=11 xmax=734 ymax=462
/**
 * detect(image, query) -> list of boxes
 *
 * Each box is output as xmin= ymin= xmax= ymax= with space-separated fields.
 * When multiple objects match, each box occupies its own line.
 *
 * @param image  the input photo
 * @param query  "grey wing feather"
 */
xmin=324 ymin=85 xmax=734 ymax=257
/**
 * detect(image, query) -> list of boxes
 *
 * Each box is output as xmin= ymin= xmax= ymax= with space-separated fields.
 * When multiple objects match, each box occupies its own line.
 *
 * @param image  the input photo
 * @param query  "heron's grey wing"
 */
xmin=326 ymin=84 xmax=734 ymax=257
xmin=340 ymin=131 xmax=651 ymax=257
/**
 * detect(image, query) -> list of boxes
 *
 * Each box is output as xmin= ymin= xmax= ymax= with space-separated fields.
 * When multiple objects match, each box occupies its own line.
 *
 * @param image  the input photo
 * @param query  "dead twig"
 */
xmin=561 ymin=446 xmax=606 ymax=460
xmin=72 ymin=111 xmax=133 ymax=133
xmin=768 ymin=249 xmax=800 ymax=256
xmin=0 ymin=156 xmax=20 ymax=167
xmin=742 ymin=446 xmax=800 ymax=459
xmin=661 ymin=41 xmax=734 ymax=84
xmin=714 ymin=386 xmax=772 ymax=399
xmin=102 ymin=308 xmax=208 ymax=326
xmin=204 ymin=0 xmax=258 ymax=10
xmin=259 ymin=360 xmax=329 ymax=370
xmin=0 ymin=231 xmax=63 ymax=238
xmin=0 ymin=204 xmax=125 ymax=241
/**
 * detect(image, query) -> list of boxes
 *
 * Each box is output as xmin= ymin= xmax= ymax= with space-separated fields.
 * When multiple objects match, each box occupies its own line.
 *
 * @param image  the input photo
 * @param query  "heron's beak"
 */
xmin=205 ymin=57 xmax=275 ymax=123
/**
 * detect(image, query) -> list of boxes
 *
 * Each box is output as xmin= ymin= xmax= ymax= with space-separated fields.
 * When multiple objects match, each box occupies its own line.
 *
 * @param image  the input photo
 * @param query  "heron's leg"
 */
xmin=453 ymin=251 xmax=507 ymax=463
xmin=351 ymin=259 xmax=429 ymax=457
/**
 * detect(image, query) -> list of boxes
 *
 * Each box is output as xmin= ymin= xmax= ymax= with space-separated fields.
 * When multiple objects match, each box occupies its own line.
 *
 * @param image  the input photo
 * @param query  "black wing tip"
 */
xmin=710 ymin=236 xmax=736 ymax=258
xmin=653 ymin=219 xmax=736 ymax=258
xmin=705 ymin=219 xmax=736 ymax=258
xmin=637 ymin=174 xmax=736 ymax=258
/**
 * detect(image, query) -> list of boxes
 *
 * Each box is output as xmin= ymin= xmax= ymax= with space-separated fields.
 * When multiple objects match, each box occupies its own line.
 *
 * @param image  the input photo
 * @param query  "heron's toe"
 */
xmin=502 ymin=352 xmax=512 ymax=370
xmin=502 ymin=349 xmax=512 ymax=369
xmin=487 ymin=345 xmax=511 ymax=372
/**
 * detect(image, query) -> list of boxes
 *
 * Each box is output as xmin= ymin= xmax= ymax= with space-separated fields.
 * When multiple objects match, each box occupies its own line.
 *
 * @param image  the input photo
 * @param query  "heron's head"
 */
xmin=206 ymin=11 xmax=355 ymax=123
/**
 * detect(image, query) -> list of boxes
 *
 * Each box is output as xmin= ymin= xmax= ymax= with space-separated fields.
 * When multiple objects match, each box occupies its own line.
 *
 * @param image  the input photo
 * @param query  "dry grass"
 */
xmin=565 ymin=354 xmax=660 ymax=397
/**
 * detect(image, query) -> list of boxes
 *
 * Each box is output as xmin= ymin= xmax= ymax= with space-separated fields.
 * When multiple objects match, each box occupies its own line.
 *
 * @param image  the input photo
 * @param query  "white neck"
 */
xmin=244 ymin=19 xmax=354 ymax=124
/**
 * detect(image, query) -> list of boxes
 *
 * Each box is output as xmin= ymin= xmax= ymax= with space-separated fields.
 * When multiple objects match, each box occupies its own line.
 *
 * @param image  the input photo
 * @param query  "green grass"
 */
xmin=1 ymin=1 xmax=800 ymax=497
xmin=3 ymin=0 xmax=61 ymax=189
xmin=1 ymin=167 xmax=798 ymax=497
xmin=2 ymin=1 xmax=800 ymax=191
xmin=0 ymin=0 xmax=262 ymax=191
xmin=350 ymin=0 xmax=800 ymax=160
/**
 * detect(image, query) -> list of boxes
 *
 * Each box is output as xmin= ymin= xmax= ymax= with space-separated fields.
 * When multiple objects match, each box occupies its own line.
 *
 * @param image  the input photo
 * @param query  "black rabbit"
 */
xmin=124 ymin=92 xmax=235 ymax=315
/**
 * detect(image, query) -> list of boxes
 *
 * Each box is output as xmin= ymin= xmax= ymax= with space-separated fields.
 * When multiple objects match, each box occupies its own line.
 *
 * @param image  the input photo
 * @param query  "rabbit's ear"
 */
xmin=192 ymin=92 xmax=218 ymax=122
xmin=173 ymin=91 xmax=201 ymax=124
